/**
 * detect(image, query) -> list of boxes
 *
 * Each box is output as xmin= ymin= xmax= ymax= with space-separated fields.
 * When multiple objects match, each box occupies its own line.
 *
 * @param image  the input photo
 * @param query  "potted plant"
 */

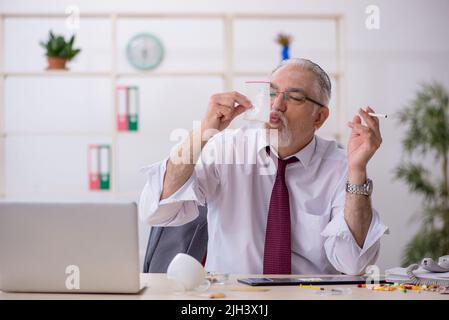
xmin=40 ymin=30 xmax=81 ymax=70
xmin=395 ymin=82 xmax=449 ymax=266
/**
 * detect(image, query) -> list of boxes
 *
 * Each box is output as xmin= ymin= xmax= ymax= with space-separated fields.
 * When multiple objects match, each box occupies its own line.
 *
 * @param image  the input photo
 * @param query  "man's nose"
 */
xmin=271 ymin=93 xmax=287 ymax=112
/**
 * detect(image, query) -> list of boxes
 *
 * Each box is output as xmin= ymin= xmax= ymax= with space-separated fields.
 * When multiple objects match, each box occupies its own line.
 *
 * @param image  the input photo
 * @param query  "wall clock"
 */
xmin=126 ymin=33 xmax=164 ymax=71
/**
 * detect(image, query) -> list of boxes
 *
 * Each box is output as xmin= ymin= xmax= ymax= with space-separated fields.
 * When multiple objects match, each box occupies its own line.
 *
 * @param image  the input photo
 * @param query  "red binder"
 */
xmin=117 ymin=86 xmax=128 ymax=131
xmin=88 ymin=144 xmax=100 ymax=190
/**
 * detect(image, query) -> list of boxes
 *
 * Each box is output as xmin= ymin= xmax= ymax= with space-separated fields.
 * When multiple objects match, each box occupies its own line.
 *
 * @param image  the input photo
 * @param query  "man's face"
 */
xmin=266 ymin=65 xmax=324 ymax=147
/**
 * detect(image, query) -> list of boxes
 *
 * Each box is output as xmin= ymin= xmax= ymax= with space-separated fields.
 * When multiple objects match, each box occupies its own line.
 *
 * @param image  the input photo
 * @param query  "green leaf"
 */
xmin=402 ymin=225 xmax=449 ymax=267
xmin=395 ymin=163 xmax=436 ymax=200
xmin=396 ymin=81 xmax=449 ymax=265
xmin=69 ymin=34 xmax=75 ymax=46
xmin=40 ymin=31 xmax=81 ymax=60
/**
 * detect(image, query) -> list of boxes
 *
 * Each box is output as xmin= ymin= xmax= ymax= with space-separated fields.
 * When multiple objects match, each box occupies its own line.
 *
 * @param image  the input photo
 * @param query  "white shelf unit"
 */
xmin=0 ymin=12 xmax=345 ymax=199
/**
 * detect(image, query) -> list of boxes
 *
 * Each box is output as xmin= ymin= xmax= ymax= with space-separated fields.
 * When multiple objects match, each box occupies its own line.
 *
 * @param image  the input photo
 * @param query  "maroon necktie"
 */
xmin=263 ymin=152 xmax=298 ymax=274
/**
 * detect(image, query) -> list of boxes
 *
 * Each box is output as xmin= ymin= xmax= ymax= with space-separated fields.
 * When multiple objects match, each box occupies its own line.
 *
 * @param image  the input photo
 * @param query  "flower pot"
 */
xmin=46 ymin=57 xmax=68 ymax=70
xmin=281 ymin=45 xmax=290 ymax=61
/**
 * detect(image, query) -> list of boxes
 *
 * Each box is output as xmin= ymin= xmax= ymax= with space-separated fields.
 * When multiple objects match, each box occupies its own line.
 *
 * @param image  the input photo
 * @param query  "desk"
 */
xmin=1 ymin=274 xmax=448 ymax=300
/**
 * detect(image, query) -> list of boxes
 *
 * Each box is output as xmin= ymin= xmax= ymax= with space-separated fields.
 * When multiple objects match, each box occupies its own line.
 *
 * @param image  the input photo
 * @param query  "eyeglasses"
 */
xmin=269 ymin=90 xmax=326 ymax=108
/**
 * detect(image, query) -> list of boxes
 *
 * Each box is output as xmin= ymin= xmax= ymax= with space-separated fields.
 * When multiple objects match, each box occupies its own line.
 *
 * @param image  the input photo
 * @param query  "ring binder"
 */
xmin=127 ymin=86 xmax=139 ymax=132
xmin=117 ymin=86 xmax=129 ymax=131
xmin=99 ymin=145 xmax=111 ymax=191
xmin=88 ymin=144 xmax=111 ymax=191
xmin=88 ymin=145 xmax=100 ymax=191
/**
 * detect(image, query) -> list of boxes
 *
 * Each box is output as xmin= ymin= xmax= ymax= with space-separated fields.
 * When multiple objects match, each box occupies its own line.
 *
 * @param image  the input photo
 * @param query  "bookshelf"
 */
xmin=0 ymin=12 xmax=345 ymax=199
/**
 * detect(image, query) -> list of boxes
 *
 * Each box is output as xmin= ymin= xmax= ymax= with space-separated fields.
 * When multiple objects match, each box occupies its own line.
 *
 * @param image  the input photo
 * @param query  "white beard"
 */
xmin=277 ymin=127 xmax=293 ymax=148
xmin=265 ymin=111 xmax=292 ymax=148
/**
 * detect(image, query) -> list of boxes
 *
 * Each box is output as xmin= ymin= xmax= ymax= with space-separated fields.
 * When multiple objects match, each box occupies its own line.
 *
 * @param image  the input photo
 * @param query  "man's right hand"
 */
xmin=201 ymin=91 xmax=252 ymax=135
xmin=161 ymin=91 xmax=251 ymax=200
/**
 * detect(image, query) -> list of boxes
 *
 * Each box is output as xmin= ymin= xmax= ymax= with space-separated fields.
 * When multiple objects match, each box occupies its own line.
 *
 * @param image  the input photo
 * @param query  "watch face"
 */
xmin=366 ymin=179 xmax=373 ymax=194
xmin=126 ymin=33 xmax=164 ymax=70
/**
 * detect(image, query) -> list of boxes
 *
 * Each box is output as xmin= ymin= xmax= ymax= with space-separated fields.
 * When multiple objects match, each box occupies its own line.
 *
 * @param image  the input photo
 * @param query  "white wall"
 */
xmin=1 ymin=0 xmax=449 ymax=272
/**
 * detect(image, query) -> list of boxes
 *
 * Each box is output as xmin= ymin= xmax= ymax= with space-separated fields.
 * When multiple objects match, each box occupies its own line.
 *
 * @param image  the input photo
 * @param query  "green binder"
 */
xmin=99 ymin=144 xmax=111 ymax=190
xmin=128 ymin=86 xmax=139 ymax=131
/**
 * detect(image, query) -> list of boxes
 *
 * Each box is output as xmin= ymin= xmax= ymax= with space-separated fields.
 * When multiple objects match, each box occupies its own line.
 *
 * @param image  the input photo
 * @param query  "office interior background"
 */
xmin=0 ymin=0 xmax=448 ymax=273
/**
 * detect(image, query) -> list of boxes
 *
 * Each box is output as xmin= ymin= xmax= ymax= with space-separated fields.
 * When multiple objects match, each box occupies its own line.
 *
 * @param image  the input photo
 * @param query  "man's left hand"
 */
xmin=347 ymin=106 xmax=382 ymax=180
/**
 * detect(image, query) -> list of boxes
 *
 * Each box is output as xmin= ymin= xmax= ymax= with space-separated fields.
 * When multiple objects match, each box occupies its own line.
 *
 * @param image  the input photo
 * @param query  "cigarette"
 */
xmin=368 ymin=113 xmax=388 ymax=118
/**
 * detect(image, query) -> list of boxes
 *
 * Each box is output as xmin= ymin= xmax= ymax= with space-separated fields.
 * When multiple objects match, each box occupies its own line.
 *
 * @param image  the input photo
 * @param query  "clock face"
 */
xmin=126 ymin=33 xmax=164 ymax=71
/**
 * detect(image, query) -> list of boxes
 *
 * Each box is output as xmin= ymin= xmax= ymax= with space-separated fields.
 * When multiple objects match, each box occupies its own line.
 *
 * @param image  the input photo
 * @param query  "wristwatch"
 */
xmin=346 ymin=178 xmax=373 ymax=196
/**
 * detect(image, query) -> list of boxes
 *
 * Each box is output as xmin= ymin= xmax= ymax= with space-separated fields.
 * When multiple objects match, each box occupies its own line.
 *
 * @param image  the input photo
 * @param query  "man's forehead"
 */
xmin=270 ymin=66 xmax=314 ymax=92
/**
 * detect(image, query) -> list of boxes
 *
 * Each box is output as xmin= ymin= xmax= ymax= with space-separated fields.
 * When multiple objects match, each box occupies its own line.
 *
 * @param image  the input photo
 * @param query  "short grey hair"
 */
xmin=271 ymin=58 xmax=332 ymax=106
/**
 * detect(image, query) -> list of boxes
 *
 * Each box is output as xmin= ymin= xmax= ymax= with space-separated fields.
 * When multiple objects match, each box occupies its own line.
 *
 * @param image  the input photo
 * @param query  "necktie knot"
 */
xmin=276 ymin=157 xmax=299 ymax=176
xmin=265 ymin=146 xmax=299 ymax=176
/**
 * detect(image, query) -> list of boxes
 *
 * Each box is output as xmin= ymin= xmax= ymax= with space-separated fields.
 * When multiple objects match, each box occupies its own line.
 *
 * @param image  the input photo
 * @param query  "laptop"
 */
xmin=0 ymin=201 xmax=142 ymax=294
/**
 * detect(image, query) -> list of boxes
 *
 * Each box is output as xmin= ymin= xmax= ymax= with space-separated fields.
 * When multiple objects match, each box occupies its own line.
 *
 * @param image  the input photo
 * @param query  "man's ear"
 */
xmin=314 ymin=106 xmax=329 ymax=129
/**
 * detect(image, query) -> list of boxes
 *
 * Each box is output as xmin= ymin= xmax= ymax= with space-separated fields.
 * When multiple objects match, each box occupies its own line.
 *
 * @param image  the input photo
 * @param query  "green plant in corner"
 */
xmin=395 ymin=82 xmax=449 ymax=266
xmin=40 ymin=30 xmax=81 ymax=70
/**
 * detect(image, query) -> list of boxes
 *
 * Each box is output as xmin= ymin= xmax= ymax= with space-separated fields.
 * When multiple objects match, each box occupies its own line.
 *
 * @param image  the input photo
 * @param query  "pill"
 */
xmin=209 ymin=292 xmax=226 ymax=299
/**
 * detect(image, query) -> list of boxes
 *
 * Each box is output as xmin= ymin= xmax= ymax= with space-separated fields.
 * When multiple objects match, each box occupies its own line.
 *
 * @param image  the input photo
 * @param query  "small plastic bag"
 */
xmin=243 ymin=81 xmax=271 ymax=123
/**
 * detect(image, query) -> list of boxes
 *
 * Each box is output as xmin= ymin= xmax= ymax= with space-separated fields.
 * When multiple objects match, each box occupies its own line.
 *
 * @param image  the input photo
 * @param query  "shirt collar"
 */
xmin=256 ymin=130 xmax=317 ymax=168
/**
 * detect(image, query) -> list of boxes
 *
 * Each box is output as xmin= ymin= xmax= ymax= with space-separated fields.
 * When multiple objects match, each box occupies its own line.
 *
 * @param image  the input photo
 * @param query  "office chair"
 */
xmin=142 ymin=205 xmax=208 ymax=273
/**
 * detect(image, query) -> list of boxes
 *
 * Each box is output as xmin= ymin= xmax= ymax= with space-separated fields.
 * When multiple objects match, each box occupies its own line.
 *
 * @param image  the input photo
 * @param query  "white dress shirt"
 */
xmin=139 ymin=125 xmax=388 ymax=275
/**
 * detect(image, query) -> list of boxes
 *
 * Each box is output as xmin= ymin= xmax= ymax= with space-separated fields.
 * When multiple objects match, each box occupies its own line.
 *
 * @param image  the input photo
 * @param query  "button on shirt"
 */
xmin=139 ymin=126 xmax=388 ymax=275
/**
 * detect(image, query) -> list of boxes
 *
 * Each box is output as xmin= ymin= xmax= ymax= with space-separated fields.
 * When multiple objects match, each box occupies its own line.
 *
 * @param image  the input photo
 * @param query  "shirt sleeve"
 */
xmin=321 ymin=174 xmax=389 ymax=275
xmin=138 ymin=143 xmax=220 ymax=227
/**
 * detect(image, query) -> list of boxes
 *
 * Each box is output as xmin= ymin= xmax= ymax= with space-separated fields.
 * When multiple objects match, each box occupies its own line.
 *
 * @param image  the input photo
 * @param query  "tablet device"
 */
xmin=237 ymin=276 xmax=387 ymax=286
